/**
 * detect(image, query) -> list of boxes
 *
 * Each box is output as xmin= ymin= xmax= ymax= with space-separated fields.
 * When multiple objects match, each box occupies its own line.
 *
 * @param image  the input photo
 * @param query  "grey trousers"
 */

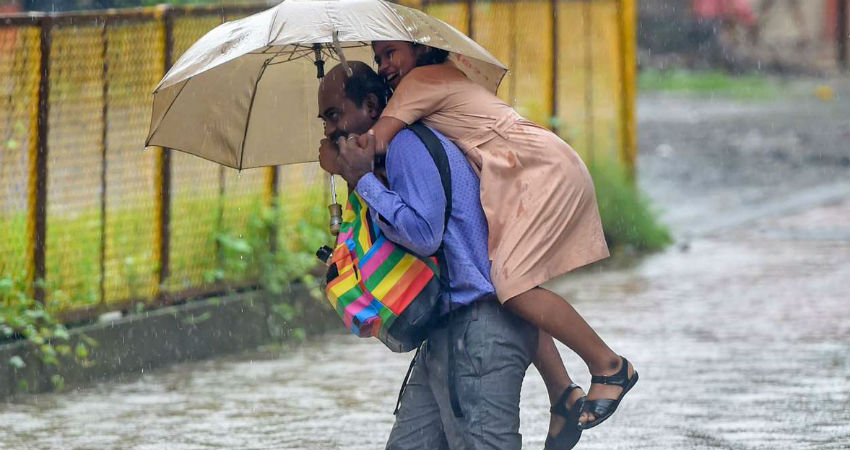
xmin=386 ymin=298 xmax=538 ymax=450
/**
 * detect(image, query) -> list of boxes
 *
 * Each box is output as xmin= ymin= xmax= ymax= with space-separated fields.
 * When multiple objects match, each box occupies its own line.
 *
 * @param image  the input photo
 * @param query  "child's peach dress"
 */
xmin=382 ymin=62 xmax=609 ymax=300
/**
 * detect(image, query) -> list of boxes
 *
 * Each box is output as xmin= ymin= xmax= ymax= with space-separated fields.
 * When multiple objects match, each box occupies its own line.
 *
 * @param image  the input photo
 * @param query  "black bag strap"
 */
xmin=404 ymin=122 xmax=463 ymax=418
xmin=405 ymin=122 xmax=452 ymax=229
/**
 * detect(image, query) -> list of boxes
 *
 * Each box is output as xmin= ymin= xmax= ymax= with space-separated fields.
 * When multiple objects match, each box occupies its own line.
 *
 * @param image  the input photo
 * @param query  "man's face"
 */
xmin=317 ymin=74 xmax=376 ymax=141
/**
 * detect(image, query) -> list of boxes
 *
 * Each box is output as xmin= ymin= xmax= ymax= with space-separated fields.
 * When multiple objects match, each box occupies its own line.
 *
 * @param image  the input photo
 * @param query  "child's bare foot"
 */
xmin=579 ymin=356 xmax=638 ymax=429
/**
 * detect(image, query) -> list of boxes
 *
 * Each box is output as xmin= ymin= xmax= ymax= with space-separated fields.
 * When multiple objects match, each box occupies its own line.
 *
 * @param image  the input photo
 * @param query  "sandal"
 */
xmin=580 ymin=356 xmax=638 ymax=430
xmin=543 ymin=384 xmax=585 ymax=450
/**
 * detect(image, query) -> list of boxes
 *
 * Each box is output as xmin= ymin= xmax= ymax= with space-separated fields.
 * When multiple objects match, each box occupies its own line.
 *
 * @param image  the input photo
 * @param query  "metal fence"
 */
xmin=0 ymin=0 xmax=636 ymax=322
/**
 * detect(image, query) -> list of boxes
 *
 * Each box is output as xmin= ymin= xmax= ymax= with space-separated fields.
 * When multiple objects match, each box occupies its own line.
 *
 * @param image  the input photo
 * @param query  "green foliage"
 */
xmin=207 ymin=191 xmax=329 ymax=342
xmin=639 ymin=69 xmax=780 ymax=100
xmin=1 ymin=183 xmax=329 ymax=314
xmin=181 ymin=311 xmax=212 ymax=326
xmin=0 ymin=276 xmax=95 ymax=381
xmin=208 ymin=201 xmax=322 ymax=292
xmin=1 ymin=183 xmax=329 ymax=384
xmin=1 ymin=206 xmax=155 ymax=315
xmin=50 ymin=374 xmax=65 ymax=390
xmin=590 ymin=161 xmax=673 ymax=252
xmin=269 ymin=301 xmax=307 ymax=342
xmin=9 ymin=356 xmax=25 ymax=369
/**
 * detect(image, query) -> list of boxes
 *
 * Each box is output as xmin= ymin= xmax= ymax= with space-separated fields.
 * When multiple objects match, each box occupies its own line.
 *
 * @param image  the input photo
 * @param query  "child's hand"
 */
xmin=356 ymin=132 xmax=371 ymax=150
xmin=318 ymin=138 xmax=342 ymax=175
xmin=337 ymin=131 xmax=376 ymax=186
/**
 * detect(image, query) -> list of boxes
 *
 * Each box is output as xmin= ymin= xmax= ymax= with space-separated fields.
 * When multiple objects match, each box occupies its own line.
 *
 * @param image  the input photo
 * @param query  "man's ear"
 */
xmin=364 ymin=93 xmax=381 ymax=120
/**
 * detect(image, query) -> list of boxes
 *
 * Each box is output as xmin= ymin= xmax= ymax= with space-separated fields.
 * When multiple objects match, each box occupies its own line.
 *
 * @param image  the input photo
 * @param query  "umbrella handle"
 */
xmin=329 ymin=173 xmax=338 ymax=204
xmin=328 ymin=203 xmax=342 ymax=236
xmin=328 ymin=174 xmax=342 ymax=235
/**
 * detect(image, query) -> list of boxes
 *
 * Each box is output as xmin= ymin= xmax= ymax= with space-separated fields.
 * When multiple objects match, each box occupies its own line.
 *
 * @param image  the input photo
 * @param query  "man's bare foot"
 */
xmin=579 ymin=357 xmax=637 ymax=427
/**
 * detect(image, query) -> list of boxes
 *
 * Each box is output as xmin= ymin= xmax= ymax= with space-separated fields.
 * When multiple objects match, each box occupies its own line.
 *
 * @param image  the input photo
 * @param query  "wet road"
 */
xmin=637 ymin=76 xmax=850 ymax=237
xmin=2 ymin=81 xmax=849 ymax=449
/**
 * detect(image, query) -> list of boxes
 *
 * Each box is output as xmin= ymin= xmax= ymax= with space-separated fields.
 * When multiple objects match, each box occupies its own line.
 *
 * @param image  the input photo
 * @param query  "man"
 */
xmin=317 ymin=61 xmax=538 ymax=450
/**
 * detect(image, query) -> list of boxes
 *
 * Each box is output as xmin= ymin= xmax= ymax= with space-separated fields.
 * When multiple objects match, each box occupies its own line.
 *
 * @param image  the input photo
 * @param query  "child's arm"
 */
xmin=356 ymin=116 xmax=406 ymax=155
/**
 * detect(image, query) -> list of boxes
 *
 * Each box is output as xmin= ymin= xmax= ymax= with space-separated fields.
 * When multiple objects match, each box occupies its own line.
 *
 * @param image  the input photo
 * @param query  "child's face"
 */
xmin=372 ymin=41 xmax=423 ymax=90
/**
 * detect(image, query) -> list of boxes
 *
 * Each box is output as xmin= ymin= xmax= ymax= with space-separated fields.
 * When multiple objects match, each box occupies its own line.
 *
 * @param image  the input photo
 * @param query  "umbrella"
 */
xmin=146 ymin=0 xmax=507 ymax=170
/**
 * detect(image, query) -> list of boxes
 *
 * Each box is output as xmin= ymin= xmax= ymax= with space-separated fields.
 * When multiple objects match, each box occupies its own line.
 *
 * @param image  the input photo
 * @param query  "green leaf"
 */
xmin=50 ymin=374 xmax=65 ymax=390
xmin=29 ymin=333 xmax=45 ymax=346
xmin=9 ymin=356 xmax=25 ymax=369
xmin=24 ymin=309 xmax=46 ymax=320
xmin=79 ymin=334 xmax=98 ymax=347
xmin=0 ymin=277 xmax=14 ymax=292
xmin=75 ymin=343 xmax=89 ymax=359
xmin=292 ymin=328 xmax=306 ymax=342
xmin=181 ymin=311 xmax=212 ymax=326
xmin=218 ymin=235 xmax=252 ymax=254
xmin=42 ymin=352 xmax=58 ymax=366
xmin=54 ymin=326 xmax=70 ymax=340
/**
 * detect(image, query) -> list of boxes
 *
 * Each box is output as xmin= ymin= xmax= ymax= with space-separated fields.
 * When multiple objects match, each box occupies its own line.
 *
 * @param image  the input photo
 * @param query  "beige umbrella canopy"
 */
xmin=146 ymin=0 xmax=507 ymax=170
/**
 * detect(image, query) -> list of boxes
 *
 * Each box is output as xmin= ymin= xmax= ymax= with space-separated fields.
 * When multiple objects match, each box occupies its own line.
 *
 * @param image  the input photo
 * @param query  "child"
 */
xmin=360 ymin=41 xmax=639 ymax=449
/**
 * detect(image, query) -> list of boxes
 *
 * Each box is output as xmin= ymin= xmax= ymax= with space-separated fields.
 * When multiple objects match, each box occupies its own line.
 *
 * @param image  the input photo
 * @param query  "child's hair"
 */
xmin=413 ymin=44 xmax=450 ymax=67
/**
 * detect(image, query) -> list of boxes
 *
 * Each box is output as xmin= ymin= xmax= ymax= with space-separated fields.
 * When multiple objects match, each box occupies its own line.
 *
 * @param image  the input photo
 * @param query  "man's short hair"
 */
xmin=342 ymin=63 xmax=391 ymax=110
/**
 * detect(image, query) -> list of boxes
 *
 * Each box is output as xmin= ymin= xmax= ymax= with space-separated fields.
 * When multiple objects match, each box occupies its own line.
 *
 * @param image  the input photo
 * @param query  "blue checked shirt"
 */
xmin=355 ymin=127 xmax=494 ymax=314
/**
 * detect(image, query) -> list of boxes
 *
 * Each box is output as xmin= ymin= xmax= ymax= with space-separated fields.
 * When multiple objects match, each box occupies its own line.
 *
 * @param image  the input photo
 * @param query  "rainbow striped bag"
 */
xmin=324 ymin=123 xmax=451 ymax=352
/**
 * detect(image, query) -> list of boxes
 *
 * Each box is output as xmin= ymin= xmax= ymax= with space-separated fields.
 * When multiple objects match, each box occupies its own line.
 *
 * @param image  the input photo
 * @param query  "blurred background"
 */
xmin=642 ymin=0 xmax=848 ymax=72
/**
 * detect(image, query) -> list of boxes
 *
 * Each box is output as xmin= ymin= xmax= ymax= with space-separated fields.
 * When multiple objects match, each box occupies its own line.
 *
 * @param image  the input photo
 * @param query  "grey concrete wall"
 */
xmin=0 ymin=287 xmax=338 ymax=399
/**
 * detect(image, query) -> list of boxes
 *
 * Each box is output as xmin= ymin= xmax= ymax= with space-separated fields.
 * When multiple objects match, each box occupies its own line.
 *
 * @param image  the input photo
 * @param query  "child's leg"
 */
xmin=534 ymin=330 xmax=584 ymax=437
xmin=505 ymin=287 xmax=636 ymax=425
